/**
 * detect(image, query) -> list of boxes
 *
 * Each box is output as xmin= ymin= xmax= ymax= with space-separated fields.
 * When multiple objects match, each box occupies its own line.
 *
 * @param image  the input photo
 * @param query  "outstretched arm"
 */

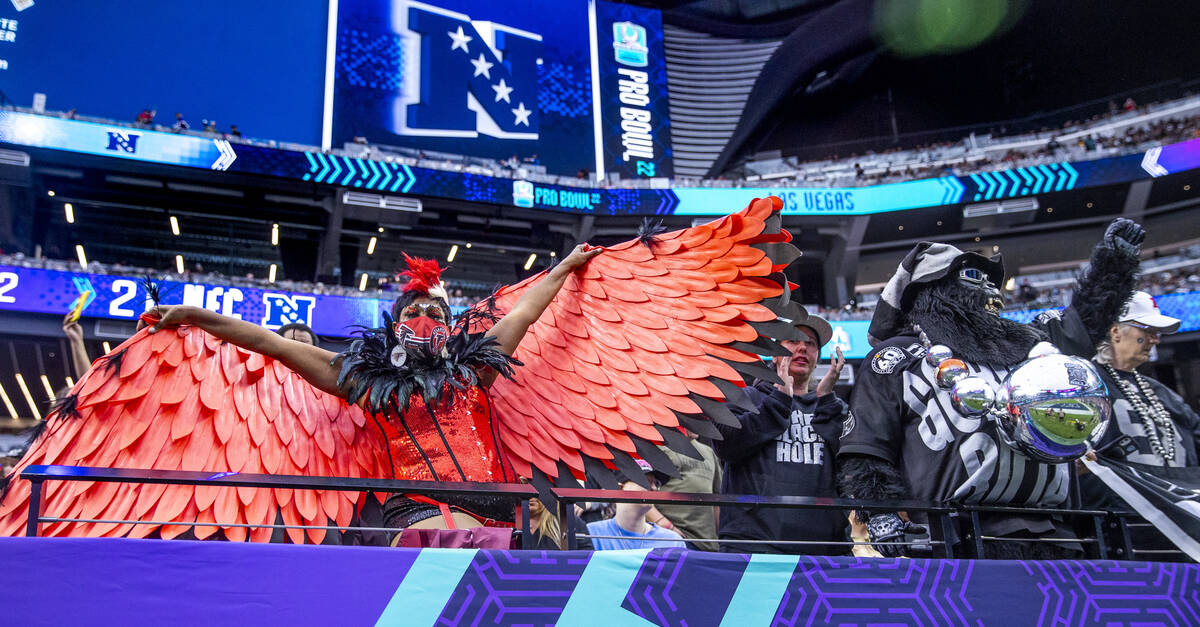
xmin=1071 ymin=218 xmax=1144 ymax=347
xmin=147 ymin=306 xmax=345 ymax=398
xmin=486 ymin=243 xmax=601 ymax=357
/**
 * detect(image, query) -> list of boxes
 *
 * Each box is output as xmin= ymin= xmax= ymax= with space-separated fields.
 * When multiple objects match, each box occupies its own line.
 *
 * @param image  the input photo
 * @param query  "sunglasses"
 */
xmin=1123 ymin=321 xmax=1162 ymax=337
xmin=958 ymin=267 xmax=996 ymax=286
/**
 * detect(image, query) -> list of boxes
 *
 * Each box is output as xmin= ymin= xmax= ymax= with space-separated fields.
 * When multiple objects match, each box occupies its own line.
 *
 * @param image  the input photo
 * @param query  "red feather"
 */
xmin=397 ymin=253 xmax=446 ymax=296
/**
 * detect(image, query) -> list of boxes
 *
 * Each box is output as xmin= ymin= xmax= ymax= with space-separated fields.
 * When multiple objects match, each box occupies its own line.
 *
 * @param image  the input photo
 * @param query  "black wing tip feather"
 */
xmin=637 ymin=218 xmax=668 ymax=248
xmin=581 ymin=455 xmax=622 ymax=490
xmin=48 ymin=391 xmax=80 ymax=422
xmin=139 ymin=275 xmax=163 ymax=307
xmin=653 ymin=424 xmax=704 ymax=461
xmin=102 ymin=347 xmax=128 ymax=375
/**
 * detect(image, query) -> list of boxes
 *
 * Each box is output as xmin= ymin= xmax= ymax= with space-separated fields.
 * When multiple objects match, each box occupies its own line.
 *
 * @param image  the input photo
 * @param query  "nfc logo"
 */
xmin=395 ymin=1 xmax=542 ymax=140
xmin=106 ymin=131 xmax=140 ymax=153
xmin=612 ymin=22 xmax=648 ymax=67
xmin=261 ymin=293 xmax=316 ymax=330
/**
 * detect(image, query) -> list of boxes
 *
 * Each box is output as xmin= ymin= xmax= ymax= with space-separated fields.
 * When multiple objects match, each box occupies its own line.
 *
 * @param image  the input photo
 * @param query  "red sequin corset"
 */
xmin=377 ymin=385 xmax=509 ymax=483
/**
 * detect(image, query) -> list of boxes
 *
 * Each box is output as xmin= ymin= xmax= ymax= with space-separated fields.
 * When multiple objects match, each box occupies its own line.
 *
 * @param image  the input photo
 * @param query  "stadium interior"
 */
xmin=0 ymin=0 xmax=1199 ymax=621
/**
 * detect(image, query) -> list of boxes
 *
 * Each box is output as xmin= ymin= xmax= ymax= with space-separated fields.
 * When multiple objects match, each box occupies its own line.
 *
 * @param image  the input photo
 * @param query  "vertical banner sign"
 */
xmin=594 ymin=1 xmax=672 ymax=180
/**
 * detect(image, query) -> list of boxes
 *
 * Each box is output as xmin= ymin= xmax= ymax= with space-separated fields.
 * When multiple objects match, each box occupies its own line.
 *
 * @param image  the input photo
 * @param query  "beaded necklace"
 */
xmin=1100 ymin=363 xmax=1177 ymax=462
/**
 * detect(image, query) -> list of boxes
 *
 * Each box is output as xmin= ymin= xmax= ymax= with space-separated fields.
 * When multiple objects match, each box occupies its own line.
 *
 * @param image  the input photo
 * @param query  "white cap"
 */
xmin=1120 ymin=291 xmax=1180 ymax=334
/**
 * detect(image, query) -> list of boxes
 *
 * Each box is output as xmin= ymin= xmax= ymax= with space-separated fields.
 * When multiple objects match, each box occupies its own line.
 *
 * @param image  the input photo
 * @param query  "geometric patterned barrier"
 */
xmin=1 ymin=538 xmax=1196 ymax=625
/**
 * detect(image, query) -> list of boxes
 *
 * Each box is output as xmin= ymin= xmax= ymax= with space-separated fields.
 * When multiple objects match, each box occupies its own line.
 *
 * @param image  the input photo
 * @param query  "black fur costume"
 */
xmin=838 ymin=219 xmax=1144 ymax=559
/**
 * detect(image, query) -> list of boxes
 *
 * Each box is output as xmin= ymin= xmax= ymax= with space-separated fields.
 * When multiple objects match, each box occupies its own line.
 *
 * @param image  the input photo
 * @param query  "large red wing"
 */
xmin=484 ymin=197 xmax=804 ymax=486
xmin=0 ymin=326 xmax=392 ymax=544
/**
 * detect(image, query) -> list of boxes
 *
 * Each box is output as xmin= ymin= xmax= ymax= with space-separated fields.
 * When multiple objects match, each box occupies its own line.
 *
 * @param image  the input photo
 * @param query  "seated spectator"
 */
xmin=586 ymin=459 xmax=686 ymax=550
xmin=230 ymin=124 xmax=243 ymax=138
xmin=202 ymin=119 xmax=218 ymax=133
xmin=172 ymin=113 xmax=190 ymax=133
xmin=650 ymin=433 xmax=721 ymax=550
xmin=713 ymin=314 xmax=848 ymax=554
xmin=135 ymin=109 xmax=155 ymax=127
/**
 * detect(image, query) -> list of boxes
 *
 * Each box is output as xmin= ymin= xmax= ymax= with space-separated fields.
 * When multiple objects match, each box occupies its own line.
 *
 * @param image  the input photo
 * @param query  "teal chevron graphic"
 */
xmin=970 ymin=162 xmax=1081 ymax=201
xmin=376 ymin=549 xmax=478 ymax=626
xmin=719 ymin=554 xmax=799 ymax=626
xmin=558 ymin=550 xmax=658 ymax=626
xmin=302 ymin=154 xmax=418 ymax=193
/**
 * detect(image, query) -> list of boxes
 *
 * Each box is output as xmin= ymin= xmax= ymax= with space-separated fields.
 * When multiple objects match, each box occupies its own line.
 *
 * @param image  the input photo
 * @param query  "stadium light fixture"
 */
xmin=0 ymin=382 xmax=18 ymax=419
xmin=75 ymin=244 xmax=88 ymax=270
xmin=358 ymin=272 xmax=369 ymax=291
xmin=268 ymin=263 xmax=277 ymax=283
xmin=524 ymin=253 xmax=537 ymax=271
xmin=447 ymin=244 xmax=459 ymax=262
xmin=549 ymin=251 xmax=556 ymax=258
xmin=367 ymin=236 xmax=377 ymax=255
xmin=378 ymin=227 xmax=384 ymax=233
xmin=465 ymin=242 xmax=472 ymax=249
xmin=102 ymin=341 xmax=112 ymax=354
xmin=175 ymin=254 xmax=185 ymax=274
xmin=271 ymin=223 xmax=280 ymax=246
xmin=1005 ymin=278 xmax=1016 ymax=291
xmin=64 ymin=203 xmax=75 ymax=224
xmin=39 ymin=374 xmax=54 ymax=400
xmin=169 ymin=215 xmax=180 ymax=236
xmin=65 ymin=376 xmax=74 ymax=388
xmin=14 ymin=374 xmax=40 ymax=419
xmin=47 ymin=190 xmax=55 ymax=197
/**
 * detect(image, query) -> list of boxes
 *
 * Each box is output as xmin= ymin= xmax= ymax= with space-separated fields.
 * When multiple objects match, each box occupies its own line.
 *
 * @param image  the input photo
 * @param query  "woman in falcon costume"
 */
xmin=0 ymin=198 xmax=804 ymax=544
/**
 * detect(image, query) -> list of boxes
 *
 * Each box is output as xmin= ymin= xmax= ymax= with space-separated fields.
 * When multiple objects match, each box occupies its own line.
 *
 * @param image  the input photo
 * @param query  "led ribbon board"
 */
xmin=3 ymin=110 xmax=1198 ymax=216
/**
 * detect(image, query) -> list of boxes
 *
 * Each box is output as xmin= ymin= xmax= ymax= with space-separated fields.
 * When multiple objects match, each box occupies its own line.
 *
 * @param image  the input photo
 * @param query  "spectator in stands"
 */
xmin=61 ymin=314 xmax=91 ymax=380
xmin=62 ymin=108 xmax=76 ymax=120
xmin=172 ymin=113 xmax=189 ymax=133
xmin=1018 ymin=280 xmax=1039 ymax=304
xmin=523 ymin=491 xmax=591 ymax=550
xmin=135 ymin=109 xmax=155 ymax=127
xmin=276 ymin=323 xmax=317 ymax=346
xmin=1087 ymin=292 xmax=1199 ymax=467
xmin=713 ymin=314 xmax=848 ymax=554
xmin=202 ymin=119 xmax=217 ymax=133
xmin=650 ymin=432 xmax=721 ymax=550
xmin=586 ymin=459 xmax=686 ymax=550
xmin=230 ymin=125 xmax=243 ymax=138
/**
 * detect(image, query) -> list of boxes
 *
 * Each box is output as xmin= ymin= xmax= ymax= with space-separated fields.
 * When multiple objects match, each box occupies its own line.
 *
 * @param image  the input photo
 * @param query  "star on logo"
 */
xmin=470 ymin=53 xmax=494 ymax=79
xmin=448 ymin=26 xmax=472 ymax=53
xmin=512 ymin=102 xmax=531 ymax=127
xmin=492 ymin=78 xmax=513 ymax=103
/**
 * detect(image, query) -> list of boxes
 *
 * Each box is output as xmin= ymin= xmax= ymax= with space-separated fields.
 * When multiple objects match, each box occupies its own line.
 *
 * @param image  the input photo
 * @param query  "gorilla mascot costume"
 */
xmin=838 ymin=219 xmax=1144 ymax=559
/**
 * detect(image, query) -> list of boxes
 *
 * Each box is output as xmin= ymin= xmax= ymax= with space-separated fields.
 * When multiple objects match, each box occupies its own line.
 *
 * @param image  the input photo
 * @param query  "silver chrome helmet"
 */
xmin=992 ymin=354 xmax=1112 ymax=463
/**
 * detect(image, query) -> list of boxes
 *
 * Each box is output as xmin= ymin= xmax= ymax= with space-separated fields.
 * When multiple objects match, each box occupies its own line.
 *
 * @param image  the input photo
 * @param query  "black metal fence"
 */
xmin=17 ymin=465 xmax=1181 ymax=561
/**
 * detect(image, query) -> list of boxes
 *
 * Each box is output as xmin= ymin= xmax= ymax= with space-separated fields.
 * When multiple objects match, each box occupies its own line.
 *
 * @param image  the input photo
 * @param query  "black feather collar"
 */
xmin=332 ymin=311 xmax=520 ymax=416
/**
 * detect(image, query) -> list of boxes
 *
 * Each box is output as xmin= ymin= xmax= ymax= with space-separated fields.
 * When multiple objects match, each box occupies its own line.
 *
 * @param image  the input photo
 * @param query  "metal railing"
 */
xmin=17 ymin=465 xmax=1178 ymax=560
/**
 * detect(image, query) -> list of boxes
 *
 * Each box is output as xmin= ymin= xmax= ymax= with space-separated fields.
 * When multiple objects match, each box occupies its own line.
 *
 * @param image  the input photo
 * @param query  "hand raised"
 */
xmin=816 ymin=346 xmax=845 ymax=396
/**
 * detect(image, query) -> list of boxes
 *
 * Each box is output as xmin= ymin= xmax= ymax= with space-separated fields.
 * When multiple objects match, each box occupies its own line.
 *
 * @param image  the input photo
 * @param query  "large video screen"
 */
xmin=331 ymin=0 xmax=672 ymax=179
xmin=0 ymin=0 xmax=327 ymax=146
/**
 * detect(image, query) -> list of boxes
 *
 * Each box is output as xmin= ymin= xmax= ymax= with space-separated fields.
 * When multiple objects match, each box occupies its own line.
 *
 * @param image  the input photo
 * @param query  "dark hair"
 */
xmin=390 ymin=291 xmax=451 ymax=322
xmin=276 ymin=323 xmax=318 ymax=345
